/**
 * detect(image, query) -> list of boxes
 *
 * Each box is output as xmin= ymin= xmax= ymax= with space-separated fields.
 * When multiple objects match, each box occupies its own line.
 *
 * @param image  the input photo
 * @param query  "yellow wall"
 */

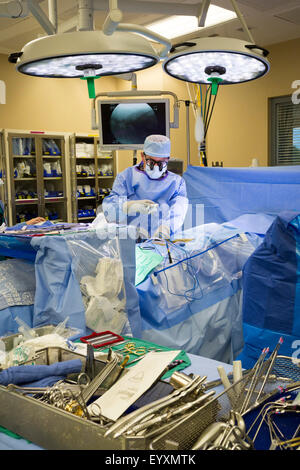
xmin=0 ymin=35 xmax=300 ymax=171
xmin=0 ymin=53 xmax=194 ymax=173
xmin=0 ymin=53 xmax=116 ymax=133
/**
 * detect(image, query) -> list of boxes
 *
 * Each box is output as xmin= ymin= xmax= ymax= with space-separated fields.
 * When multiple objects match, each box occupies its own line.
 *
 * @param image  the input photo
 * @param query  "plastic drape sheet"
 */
xmin=0 ymin=259 xmax=36 ymax=337
xmin=238 ymin=211 xmax=300 ymax=368
xmin=183 ymin=165 xmax=300 ymax=228
xmin=0 ymin=259 xmax=35 ymax=311
xmin=30 ymin=235 xmax=86 ymax=334
xmin=136 ymin=223 xmax=257 ymax=363
xmin=66 ymin=236 xmax=130 ymax=335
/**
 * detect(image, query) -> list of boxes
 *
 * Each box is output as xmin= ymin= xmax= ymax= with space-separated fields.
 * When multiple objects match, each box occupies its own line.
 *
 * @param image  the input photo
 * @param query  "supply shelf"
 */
xmin=70 ymin=133 xmax=116 ymax=223
xmin=5 ymin=131 xmax=68 ymax=225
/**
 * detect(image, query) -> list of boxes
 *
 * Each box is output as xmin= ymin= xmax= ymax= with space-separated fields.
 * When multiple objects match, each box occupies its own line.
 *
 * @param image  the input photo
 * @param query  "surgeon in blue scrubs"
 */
xmin=102 ymin=135 xmax=188 ymax=239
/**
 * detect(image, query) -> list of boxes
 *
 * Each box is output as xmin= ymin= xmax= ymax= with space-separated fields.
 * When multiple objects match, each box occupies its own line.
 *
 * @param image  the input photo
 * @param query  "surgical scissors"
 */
xmin=119 ymin=342 xmax=147 ymax=356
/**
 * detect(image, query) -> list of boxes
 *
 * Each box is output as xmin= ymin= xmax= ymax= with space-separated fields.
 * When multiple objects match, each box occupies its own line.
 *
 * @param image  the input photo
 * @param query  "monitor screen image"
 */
xmin=98 ymin=99 xmax=170 ymax=150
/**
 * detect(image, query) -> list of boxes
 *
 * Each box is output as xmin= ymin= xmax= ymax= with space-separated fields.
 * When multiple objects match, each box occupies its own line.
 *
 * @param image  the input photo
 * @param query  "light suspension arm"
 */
xmin=230 ymin=0 xmax=255 ymax=44
xmin=27 ymin=0 xmax=56 ymax=35
xmin=102 ymin=0 xmax=123 ymax=35
xmin=196 ymin=0 xmax=255 ymax=43
xmin=0 ymin=0 xmax=28 ymax=18
xmin=116 ymin=23 xmax=171 ymax=58
xmin=197 ymin=0 xmax=211 ymax=27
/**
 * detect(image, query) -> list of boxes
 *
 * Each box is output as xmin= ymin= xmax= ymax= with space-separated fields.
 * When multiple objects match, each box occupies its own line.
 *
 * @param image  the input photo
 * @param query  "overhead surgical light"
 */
xmin=8 ymin=0 xmax=171 ymax=98
xmin=9 ymin=30 xmax=159 ymax=78
xmin=159 ymin=0 xmax=270 ymax=168
xmin=163 ymin=37 xmax=270 ymax=87
xmin=162 ymin=0 xmax=270 ymax=88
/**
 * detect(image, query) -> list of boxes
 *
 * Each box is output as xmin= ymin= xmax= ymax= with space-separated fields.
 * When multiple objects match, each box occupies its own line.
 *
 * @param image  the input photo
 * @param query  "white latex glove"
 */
xmin=123 ymin=200 xmax=158 ymax=215
xmin=154 ymin=224 xmax=170 ymax=239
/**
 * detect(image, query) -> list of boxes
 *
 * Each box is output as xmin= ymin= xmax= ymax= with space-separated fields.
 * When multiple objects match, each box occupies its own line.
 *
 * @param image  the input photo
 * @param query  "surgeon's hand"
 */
xmin=154 ymin=224 xmax=170 ymax=239
xmin=123 ymin=200 xmax=158 ymax=215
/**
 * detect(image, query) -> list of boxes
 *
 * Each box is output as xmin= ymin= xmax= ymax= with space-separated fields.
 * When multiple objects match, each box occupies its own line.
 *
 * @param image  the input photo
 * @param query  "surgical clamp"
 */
xmin=79 ymin=351 xmax=120 ymax=405
xmin=126 ymin=389 xmax=216 ymax=436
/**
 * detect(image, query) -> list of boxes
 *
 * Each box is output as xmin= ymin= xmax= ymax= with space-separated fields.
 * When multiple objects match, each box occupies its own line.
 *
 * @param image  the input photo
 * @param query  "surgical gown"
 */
xmin=102 ymin=165 xmax=188 ymax=237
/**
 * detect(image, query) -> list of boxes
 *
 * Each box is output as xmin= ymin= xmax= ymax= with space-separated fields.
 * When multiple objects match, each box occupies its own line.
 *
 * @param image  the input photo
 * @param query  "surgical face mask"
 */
xmin=145 ymin=160 xmax=167 ymax=179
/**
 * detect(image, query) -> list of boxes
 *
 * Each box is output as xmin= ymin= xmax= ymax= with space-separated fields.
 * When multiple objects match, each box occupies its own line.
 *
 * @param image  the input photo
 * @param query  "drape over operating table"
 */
xmin=183 ymin=165 xmax=300 ymax=228
xmin=238 ymin=211 xmax=300 ymax=368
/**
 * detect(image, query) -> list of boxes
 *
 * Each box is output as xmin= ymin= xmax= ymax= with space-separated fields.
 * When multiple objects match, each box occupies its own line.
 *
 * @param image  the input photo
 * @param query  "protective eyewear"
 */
xmin=145 ymin=158 xmax=168 ymax=171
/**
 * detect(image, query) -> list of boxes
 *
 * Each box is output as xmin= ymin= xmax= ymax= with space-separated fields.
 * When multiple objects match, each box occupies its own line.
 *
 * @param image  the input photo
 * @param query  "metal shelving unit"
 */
xmin=0 ymin=130 xmax=8 ymax=223
xmin=69 ymin=133 xmax=116 ymax=223
xmin=5 ymin=130 xmax=68 ymax=225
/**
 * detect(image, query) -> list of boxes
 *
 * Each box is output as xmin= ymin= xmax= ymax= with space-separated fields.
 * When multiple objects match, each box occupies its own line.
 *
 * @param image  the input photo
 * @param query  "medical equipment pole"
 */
xmin=185 ymin=100 xmax=191 ymax=166
xmin=133 ymin=150 xmax=137 ymax=166
xmin=78 ymin=0 xmax=94 ymax=31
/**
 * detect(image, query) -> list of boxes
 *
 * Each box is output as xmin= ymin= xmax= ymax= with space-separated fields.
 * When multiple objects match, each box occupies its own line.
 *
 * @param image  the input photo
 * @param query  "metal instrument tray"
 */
xmin=0 ymin=324 xmax=78 ymax=352
xmin=0 ymin=345 xmax=179 ymax=450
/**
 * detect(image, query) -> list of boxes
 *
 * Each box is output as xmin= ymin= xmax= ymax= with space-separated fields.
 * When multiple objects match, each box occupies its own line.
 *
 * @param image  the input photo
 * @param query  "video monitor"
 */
xmin=98 ymin=98 xmax=170 ymax=150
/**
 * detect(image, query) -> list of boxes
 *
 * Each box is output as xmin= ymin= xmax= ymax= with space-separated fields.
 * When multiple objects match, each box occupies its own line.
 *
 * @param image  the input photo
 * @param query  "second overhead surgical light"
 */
xmin=163 ymin=37 xmax=270 ymax=86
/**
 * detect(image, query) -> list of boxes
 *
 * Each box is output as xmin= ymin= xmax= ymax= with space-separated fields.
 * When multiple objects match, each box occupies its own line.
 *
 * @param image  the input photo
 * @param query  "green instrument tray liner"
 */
xmin=76 ymin=335 xmax=191 ymax=379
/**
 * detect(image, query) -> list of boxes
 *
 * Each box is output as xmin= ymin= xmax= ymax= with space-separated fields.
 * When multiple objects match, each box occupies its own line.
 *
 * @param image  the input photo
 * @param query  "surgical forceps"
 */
xmin=191 ymin=411 xmax=253 ymax=450
xmin=78 ymin=351 xmax=120 ymax=405
xmin=244 ymin=383 xmax=300 ymax=448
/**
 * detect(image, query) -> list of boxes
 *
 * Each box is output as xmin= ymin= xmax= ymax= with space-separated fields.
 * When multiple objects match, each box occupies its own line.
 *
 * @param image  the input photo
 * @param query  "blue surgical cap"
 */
xmin=143 ymin=135 xmax=171 ymax=158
